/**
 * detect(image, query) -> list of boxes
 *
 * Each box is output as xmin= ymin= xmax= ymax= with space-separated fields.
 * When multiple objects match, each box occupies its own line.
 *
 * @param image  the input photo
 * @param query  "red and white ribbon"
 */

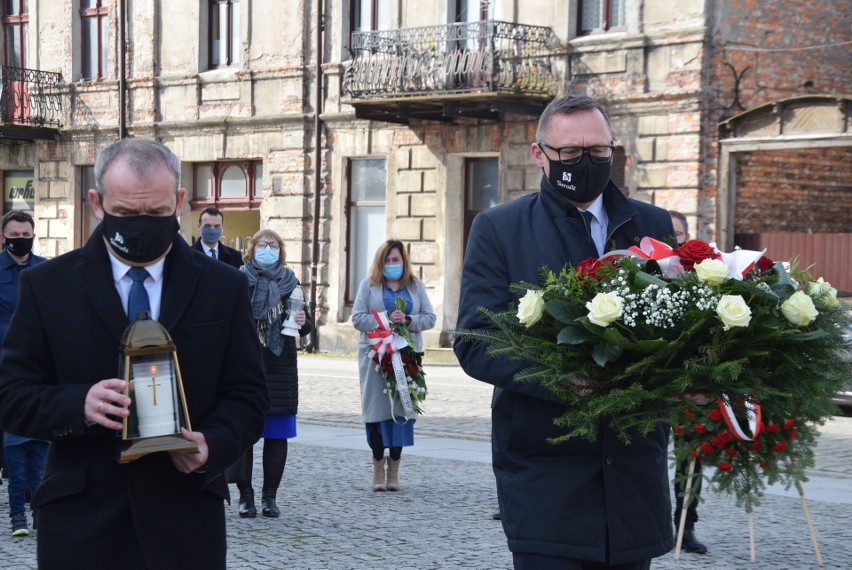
xmin=366 ymin=309 xmax=415 ymax=420
xmin=717 ymin=394 xmax=763 ymax=441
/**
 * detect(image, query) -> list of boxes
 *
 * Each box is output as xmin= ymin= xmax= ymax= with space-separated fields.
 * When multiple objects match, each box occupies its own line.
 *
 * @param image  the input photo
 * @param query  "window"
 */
xmin=3 ymin=0 xmax=28 ymax=68
xmin=455 ymin=0 xmax=490 ymax=23
xmin=209 ymin=0 xmax=240 ymax=68
xmin=578 ymin=0 xmax=625 ymax=35
xmin=346 ymin=158 xmax=386 ymax=303
xmin=463 ymin=158 xmax=498 ymax=253
xmin=190 ymin=161 xmax=262 ymax=209
xmin=351 ymin=0 xmax=390 ymax=33
xmin=80 ymin=0 xmax=109 ymax=79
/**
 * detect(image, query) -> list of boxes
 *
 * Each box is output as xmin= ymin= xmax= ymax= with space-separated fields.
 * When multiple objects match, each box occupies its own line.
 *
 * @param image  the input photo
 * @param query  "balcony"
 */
xmin=0 ymin=66 xmax=63 ymax=141
xmin=343 ymin=20 xmax=563 ymax=124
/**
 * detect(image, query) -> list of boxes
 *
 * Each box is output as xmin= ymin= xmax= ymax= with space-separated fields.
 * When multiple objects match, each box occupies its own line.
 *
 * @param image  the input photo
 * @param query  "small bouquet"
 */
xmin=367 ymin=296 xmax=428 ymax=417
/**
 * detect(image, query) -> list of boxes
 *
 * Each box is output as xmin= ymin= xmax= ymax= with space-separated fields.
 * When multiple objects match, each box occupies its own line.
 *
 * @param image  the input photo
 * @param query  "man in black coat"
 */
xmin=191 ymin=206 xmax=243 ymax=268
xmin=0 ymin=138 xmax=269 ymax=569
xmin=454 ymin=95 xmax=676 ymax=569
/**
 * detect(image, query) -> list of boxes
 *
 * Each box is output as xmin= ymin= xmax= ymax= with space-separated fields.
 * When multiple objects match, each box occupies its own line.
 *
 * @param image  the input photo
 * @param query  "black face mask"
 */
xmin=542 ymin=153 xmax=611 ymax=205
xmin=100 ymin=212 xmax=180 ymax=264
xmin=5 ymin=236 xmax=33 ymax=258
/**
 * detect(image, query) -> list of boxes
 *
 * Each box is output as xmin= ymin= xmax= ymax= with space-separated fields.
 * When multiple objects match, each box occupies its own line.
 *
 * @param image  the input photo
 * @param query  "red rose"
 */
xmin=718 ymin=461 xmax=732 ymax=472
xmin=724 ymin=448 xmax=737 ymax=457
xmin=683 ymin=408 xmax=695 ymax=418
xmin=767 ymin=423 xmax=779 ymax=433
xmin=720 ymin=432 xmax=734 ymax=443
xmin=575 ymin=257 xmax=606 ymax=280
xmin=707 ymin=409 xmax=722 ymax=421
xmin=756 ymin=255 xmax=774 ymax=272
xmin=407 ymin=364 xmax=419 ymax=376
xmin=773 ymin=441 xmax=787 ymax=452
xmin=701 ymin=442 xmax=715 ymax=454
xmin=786 ymin=429 xmax=798 ymax=439
xmin=689 ymin=450 xmax=701 ymax=459
xmin=759 ymin=461 xmax=769 ymax=469
xmin=783 ymin=418 xmax=796 ymax=430
xmin=401 ymin=353 xmax=410 ymax=364
xmin=712 ymin=436 xmax=724 ymax=448
xmin=673 ymin=425 xmax=683 ymax=437
xmin=750 ymin=441 xmax=762 ymax=451
xmin=694 ymin=423 xmax=707 ymax=434
xmin=674 ymin=240 xmax=721 ymax=271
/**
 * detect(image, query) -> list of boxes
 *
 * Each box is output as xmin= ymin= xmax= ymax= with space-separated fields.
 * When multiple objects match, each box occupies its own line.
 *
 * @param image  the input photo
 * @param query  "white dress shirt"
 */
xmin=107 ymin=253 xmax=166 ymax=321
xmin=579 ymin=193 xmax=609 ymax=257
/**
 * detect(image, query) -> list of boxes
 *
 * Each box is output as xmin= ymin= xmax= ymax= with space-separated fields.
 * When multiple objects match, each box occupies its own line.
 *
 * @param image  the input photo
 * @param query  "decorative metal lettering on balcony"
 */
xmin=1 ymin=66 xmax=63 ymax=128
xmin=343 ymin=21 xmax=560 ymax=100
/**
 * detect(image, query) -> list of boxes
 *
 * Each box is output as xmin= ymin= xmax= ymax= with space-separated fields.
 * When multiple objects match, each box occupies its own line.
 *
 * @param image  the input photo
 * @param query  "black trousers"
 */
xmin=513 ymin=554 xmax=651 ymax=570
xmin=673 ymin=457 xmax=702 ymax=529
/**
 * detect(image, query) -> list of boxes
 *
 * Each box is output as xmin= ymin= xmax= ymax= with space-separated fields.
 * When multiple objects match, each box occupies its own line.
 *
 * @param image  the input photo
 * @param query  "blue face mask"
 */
xmin=254 ymin=248 xmax=279 ymax=267
xmin=201 ymin=226 xmax=223 ymax=244
xmin=382 ymin=264 xmax=403 ymax=281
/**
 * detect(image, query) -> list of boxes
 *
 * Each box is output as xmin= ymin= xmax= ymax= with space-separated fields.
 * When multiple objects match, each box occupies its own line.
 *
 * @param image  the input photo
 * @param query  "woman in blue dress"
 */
xmin=352 ymin=239 xmax=436 ymax=491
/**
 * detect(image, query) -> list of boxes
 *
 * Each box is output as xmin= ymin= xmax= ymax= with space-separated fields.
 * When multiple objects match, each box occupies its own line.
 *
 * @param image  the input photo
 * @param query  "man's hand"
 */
xmin=682 ymin=390 xmax=712 ymax=406
xmin=570 ymin=377 xmax=593 ymax=397
xmin=84 ymin=379 xmax=131 ymax=430
xmin=169 ymin=428 xmax=209 ymax=474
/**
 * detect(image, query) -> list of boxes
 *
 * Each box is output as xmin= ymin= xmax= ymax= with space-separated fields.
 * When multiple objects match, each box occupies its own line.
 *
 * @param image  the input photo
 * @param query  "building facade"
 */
xmin=1 ymin=0 xmax=849 ymax=353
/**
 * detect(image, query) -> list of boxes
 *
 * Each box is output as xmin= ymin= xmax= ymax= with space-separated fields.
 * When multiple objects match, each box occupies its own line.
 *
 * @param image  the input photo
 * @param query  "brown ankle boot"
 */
xmin=386 ymin=458 xmax=401 ymax=491
xmin=372 ymin=457 xmax=386 ymax=491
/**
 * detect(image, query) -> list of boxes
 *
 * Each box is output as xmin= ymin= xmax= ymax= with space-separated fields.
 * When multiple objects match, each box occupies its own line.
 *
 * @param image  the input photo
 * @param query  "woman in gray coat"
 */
xmin=352 ymin=239 xmax=435 ymax=492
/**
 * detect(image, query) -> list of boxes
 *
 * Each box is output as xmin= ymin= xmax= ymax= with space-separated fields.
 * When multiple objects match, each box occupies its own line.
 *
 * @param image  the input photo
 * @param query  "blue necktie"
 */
xmin=127 ymin=267 xmax=151 ymax=322
xmin=580 ymin=210 xmax=599 ymax=255
xmin=210 ymin=249 xmax=217 ymax=260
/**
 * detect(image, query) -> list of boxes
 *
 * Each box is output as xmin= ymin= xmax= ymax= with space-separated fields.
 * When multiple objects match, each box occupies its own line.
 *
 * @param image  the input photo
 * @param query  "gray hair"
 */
xmin=94 ymin=138 xmax=181 ymax=197
xmin=536 ymin=94 xmax=614 ymax=141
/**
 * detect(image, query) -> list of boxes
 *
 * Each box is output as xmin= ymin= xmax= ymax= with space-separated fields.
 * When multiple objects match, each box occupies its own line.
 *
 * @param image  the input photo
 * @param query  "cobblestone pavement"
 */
xmin=1 ymin=354 xmax=850 ymax=569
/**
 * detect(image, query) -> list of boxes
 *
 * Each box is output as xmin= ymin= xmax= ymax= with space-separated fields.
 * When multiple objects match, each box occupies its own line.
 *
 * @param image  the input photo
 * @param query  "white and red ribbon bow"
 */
xmin=718 ymin=394 xmax=763 ymax=441
xmin=366 ymin=309 xmax=408 ymax=362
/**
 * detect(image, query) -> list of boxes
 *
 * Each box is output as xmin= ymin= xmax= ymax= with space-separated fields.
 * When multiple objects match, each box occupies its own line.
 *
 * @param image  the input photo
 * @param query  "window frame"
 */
xmin=2 ymin=0 xmax=28 ymax=69
xmin=344 ymin=157 xmax=387 ymax=305
xmin=80 ymin=0 xmax=109 ymax=79
xmin=577 ymin=0 xmax=626 ymax=36
xmin=208 ymin=0 xmax=239 ymax=69
xmin=189 ymin=160 xmax=262 ymax=210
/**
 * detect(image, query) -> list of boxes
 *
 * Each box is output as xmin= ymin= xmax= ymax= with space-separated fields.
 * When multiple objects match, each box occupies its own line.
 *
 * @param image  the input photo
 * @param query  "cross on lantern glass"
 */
xmin=118 ymin=313 xmax=197 ymax=463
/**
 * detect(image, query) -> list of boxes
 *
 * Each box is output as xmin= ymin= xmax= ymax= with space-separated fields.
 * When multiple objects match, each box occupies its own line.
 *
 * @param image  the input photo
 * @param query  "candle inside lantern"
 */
xmin=132 ymin=359 xmax=177 ymax=438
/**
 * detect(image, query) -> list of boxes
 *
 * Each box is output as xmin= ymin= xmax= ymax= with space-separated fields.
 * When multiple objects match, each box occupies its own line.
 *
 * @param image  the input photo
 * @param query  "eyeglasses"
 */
xmin=255 ymin=241 xmax=280 ymax=250
xmin=537 ymin=141 xmax=615 ymax=165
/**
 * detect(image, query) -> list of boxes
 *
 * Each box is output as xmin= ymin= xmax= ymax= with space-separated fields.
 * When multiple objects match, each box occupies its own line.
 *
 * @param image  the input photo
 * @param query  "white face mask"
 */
xmin=254 ymin=248 xmax=278 ymax=267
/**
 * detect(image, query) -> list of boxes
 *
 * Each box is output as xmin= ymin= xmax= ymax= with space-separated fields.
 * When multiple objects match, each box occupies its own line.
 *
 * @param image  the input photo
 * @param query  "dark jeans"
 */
xmin=513 ymin=554 xmax=651 ymax=570
xmin=673 ymin=457 xmax=702 ymax=529
xmin=4 ymin=439 xmax=48 ymax=516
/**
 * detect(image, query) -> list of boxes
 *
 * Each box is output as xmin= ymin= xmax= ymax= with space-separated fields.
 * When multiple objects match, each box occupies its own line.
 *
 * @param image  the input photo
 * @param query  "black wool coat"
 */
xmin=454 ymin=179 xmax=676 ymax=564
xmin=191 ymin=239 xmax=244 ymax=269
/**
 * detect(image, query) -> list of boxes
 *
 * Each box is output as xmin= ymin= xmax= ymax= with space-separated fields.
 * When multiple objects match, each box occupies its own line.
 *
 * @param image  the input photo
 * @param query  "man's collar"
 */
xmin=579 ymin=193 xmax=605 ymax=220
xmin=106 ymin=250 xmax=166 ymax=283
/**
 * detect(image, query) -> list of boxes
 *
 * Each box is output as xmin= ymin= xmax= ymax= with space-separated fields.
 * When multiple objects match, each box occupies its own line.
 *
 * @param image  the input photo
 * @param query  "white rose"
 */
xmin=806 ymin=277 xmax=838 ymax=308
xmin=586 ymin=292 xmax=623 ymax=327
xmin=716 ymin=295 xmax=752 ymax=330
xmin=694 ymin=258 xmax=729 ymax=286
xmin=516 ymin=289 xmax=545 ymax=327
xmin=781 ymin=290 xmax=818 ymax=326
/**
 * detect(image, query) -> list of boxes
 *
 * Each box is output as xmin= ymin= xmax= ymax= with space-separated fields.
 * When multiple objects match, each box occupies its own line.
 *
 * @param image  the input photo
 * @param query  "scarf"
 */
xmin=240 ymin=260 xmax=299 ymax=356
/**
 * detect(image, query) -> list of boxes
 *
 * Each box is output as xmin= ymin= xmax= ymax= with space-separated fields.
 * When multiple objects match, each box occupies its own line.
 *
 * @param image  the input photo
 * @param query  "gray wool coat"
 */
xmin=351 ymin=277 xmax=436 ymax=423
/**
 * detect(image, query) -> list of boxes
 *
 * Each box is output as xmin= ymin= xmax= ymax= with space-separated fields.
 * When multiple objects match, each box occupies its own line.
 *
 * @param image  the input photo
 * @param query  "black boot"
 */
xmin=261 ymin=488 xmax=280 ymax=518
xmin=682 ymin=529 xmax=708 ymax=554
xmin=238 ymin=488 xmax=257 ymax=518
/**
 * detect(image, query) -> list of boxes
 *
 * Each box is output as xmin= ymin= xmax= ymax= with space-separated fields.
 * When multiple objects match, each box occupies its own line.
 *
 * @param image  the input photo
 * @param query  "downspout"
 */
xmin=307 ymin=0 xmax=324 ymax=352
xmin=118 ymin=0 xmax=127 ymax=139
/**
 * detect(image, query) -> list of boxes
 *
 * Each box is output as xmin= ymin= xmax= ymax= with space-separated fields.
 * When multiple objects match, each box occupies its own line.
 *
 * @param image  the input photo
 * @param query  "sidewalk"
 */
xmin=0 ymin=355 xmax=850 ymax=569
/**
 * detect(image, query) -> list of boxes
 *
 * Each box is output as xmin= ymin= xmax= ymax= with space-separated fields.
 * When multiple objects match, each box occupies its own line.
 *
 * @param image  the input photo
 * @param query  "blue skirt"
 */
xmin=366 ymin=418 xmax=415 ymax=448
xmin=262 ymin=414 xmax=296 ymax=439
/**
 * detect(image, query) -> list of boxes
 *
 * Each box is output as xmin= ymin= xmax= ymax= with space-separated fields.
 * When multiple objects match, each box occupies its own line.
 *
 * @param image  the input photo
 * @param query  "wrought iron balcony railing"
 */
xmin=344 ymin=20 xmax=562 ymax=100
xmin=1 ymin=66 xmax=63 ymax=128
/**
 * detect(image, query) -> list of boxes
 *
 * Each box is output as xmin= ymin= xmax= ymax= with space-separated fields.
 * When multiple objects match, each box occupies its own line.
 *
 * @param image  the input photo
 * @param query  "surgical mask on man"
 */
xmin=201 ymin=226 xmax=223 ymax=244
xmin=383 ymin=264 xmax=403 ymax=281
xmin=254 ymin=247 xmax=279 ymax=267
xmin=5 ymin=236 xmax=33 ymax=258
xmin=101 ymin=212 xmax=179 ymax=264
xmin=542 ymin=153 xmax=611 ymax=205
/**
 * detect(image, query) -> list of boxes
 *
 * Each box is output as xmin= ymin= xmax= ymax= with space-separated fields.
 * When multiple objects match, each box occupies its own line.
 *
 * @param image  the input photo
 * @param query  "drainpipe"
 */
xmin=119 ymin=0 xmax=127 ymax=139
xmin=307 ymin=0 xmax=324 ymax=352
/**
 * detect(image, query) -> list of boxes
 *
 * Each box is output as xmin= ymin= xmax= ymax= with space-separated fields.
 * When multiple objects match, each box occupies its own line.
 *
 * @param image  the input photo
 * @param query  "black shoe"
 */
xmin=261 ymin=490 xmax=280 ymax=518
xmin=238 ymin=489 xmax=257 ymax=518
xmin=491 ymin=509 xmax=501 ymax=520
xmin=682 ymin=529 xmax=708 ymax=554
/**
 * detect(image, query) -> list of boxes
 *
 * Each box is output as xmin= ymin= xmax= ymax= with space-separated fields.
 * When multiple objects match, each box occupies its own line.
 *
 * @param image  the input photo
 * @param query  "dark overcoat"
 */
xmin=0 ymin=230 xmax=269 ymax=569
xmin=191 ymin=238 xmax=243 ymax=269
xmin=454 ymin=180 xmax=676 ymax=564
